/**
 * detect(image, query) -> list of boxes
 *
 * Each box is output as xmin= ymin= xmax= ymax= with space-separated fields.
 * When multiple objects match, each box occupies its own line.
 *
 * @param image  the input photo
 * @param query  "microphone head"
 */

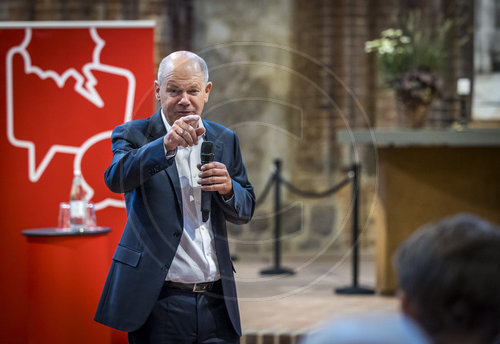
xmin=201 ymin=141 xmax=215 ymax=164
xmin=201 ymin=141 xmax=214 ymax=154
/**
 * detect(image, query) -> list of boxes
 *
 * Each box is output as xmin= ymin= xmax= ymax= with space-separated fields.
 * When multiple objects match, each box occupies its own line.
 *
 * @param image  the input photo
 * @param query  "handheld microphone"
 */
xmin=200 ymin=141 xmax=214 ymax=222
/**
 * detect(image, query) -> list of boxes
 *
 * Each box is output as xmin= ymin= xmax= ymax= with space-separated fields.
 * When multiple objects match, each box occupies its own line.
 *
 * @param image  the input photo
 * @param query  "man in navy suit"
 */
xmin=95 ymin=51 xmax=255 ymax=343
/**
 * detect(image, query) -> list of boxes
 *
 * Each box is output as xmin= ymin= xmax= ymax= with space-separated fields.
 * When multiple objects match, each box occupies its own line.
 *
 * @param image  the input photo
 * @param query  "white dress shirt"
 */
xmin=161 ymin=111 xmax=220 ymax=283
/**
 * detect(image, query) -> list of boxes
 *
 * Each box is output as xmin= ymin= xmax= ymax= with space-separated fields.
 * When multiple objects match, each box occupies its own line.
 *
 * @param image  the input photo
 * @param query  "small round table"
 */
xmin=22 ymin=226 xmax=112 ymax=344
xmin=22 ymin=226 xmax=111 ymax=236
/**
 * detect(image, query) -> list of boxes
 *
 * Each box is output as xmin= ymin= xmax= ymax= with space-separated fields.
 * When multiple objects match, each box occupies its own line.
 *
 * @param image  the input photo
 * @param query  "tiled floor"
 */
xmin=234 ymin=253 xmax=399 ymax=338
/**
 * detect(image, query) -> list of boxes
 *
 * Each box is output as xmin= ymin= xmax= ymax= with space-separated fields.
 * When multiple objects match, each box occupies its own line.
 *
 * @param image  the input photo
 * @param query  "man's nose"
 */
xmin=179 ymin=92 xmax=190 ymax=105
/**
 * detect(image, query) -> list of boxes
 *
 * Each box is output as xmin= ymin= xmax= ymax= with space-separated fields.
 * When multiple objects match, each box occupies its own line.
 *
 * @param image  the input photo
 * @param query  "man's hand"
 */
xmin=197 ymin=162 xmax=234 ymax=199
xmin=163 ymin=115 xmax=206 ymax=151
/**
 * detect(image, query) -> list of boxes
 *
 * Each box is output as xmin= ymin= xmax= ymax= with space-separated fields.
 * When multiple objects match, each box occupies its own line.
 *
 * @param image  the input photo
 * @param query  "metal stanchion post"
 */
xmin=261 ymin=159 xmax=294 ymax=275
xmin=335 ymin=162 xmax=374 ymax=295
xmin=459 ymin=95 xmax=468 ymax=128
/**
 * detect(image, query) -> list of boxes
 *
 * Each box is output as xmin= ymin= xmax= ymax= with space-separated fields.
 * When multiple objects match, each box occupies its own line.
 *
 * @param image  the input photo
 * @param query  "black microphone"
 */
xmin=200 ymin=141 xmax=215 ymax=222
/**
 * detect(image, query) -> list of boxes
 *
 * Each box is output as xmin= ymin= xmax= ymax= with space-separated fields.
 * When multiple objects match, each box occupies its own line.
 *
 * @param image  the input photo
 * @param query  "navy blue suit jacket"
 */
xmin=94 ymin=110 xmax=255 ymax=335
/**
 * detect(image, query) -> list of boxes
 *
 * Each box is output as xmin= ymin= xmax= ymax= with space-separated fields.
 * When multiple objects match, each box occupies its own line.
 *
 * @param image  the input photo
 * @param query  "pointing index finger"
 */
xmin=181 ymin=115 xmax=200 ymax=126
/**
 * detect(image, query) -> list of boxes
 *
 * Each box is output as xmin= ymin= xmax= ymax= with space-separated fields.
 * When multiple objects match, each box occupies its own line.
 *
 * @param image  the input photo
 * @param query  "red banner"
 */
xmin=0 ymin=21 xmax=155 ymax=343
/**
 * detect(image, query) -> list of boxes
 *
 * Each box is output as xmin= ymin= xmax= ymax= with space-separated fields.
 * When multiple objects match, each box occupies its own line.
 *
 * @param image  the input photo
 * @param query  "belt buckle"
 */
xmin=193 ymin=282 xmax=212 ymax=292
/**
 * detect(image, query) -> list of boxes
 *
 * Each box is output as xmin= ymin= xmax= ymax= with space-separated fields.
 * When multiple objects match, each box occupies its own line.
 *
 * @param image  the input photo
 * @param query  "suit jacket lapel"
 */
xmin=165 ymin=161 xmax=182 ymax=217
xmin=146 ymin=110 xmax=167 ymax=140
xmin=203 ymin=120 xmax=224 ymax=162
xmin=147 ymin=110 xmax=183 ymax=217
xmin=203 ymin=120 xmax=224 ymax=232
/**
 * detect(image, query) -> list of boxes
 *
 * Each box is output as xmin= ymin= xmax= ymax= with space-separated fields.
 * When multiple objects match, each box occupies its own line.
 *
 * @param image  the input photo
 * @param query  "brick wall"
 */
xmin=287 ymin=0 xmax=401 ymax=252
xmin=0 ymin=0 xmax=474 ymax=255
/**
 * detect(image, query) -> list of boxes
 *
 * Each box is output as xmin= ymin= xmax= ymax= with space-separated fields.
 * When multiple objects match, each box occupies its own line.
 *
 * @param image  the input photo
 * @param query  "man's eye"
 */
xmin=188 ymin=90 xmax=199 ymax=95
xmin=168 ymin=89 xmax=179 ymax=95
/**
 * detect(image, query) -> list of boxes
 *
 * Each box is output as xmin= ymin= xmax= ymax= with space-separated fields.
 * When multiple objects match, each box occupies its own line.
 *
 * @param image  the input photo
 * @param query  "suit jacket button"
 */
xmin=173 ymin=231 xmax=181 ymax=238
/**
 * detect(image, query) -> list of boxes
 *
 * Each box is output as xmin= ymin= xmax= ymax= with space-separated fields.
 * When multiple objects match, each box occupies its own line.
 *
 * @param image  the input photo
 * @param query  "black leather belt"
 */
xmin=165 ymin=280 xmax=221 ymax=293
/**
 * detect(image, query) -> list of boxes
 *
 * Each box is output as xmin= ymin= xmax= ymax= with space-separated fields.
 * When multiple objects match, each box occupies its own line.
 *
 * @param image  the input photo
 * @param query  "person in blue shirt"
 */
xmin=302 ymin=213 xmax=500 ymax=344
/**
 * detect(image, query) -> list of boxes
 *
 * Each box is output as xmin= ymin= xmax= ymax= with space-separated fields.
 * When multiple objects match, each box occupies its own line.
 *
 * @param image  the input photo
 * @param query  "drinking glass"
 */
xmin=85 ymin=202 xmax=97 ymax=229
xmin=57 ymin=202 xmax=71 ymax=231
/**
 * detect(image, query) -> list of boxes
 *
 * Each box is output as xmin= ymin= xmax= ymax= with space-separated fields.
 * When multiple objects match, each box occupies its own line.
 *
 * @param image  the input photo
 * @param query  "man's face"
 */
xmin=154 ymin=61 xmax=212 ymax=126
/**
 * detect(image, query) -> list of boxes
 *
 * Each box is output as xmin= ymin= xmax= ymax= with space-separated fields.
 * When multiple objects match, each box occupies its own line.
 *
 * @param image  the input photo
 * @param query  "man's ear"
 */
xmin=399 ymin=290 xmax=417 ymax=320
xmin=204 ymin=82 xmax=212 ymax=102
xmin=154 ymin=80 xmax=161 ymax=101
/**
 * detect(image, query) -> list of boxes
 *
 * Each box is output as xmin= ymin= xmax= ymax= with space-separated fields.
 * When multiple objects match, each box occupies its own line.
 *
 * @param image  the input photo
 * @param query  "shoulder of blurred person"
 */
xmin=300 ymin=313 xmax=430 ymax=344
xmin=394 ymin=213 xmax=500 ymax=344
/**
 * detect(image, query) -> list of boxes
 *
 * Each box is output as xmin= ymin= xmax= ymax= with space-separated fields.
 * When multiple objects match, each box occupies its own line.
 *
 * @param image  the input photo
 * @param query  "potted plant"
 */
xmin=365 ymin=11 xmax=454 ymax=128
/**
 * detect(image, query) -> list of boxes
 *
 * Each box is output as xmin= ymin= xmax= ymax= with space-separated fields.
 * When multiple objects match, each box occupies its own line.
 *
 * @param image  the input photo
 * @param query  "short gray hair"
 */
xmin=157 ymin=51 xmax=209 ymax=85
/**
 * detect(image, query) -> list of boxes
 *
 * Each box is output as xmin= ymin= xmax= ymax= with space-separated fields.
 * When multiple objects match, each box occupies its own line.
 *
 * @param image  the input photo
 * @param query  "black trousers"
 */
xmin=128 ymin=281 xmax=239 ymax=344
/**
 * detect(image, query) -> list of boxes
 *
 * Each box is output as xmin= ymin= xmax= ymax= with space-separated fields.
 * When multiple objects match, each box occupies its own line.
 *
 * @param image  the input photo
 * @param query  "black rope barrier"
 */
xmin=254 ymin=159 xmax=375 ymax=295
xmin=254 ymin=171 xmax=277 ymax=208
xmin=254 ymin=165 xmax=353 ymax=207
xmin=279 ymin=175 xmax=352 ymax=199
xmin=258 ymin=159 xmax=354 ymax=277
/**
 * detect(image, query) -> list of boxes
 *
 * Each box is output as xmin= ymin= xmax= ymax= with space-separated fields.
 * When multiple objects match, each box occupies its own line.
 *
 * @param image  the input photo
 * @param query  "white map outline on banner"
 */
xmin=73 ymin=130 xmax=126 ymax=210
xmin=5 ymin=26 xmax=134 ymax=209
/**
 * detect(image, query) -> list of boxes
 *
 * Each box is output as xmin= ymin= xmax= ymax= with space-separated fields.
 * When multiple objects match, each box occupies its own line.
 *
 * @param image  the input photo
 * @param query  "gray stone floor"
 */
xmin=233 ymin=253 xmax=398 ymax=336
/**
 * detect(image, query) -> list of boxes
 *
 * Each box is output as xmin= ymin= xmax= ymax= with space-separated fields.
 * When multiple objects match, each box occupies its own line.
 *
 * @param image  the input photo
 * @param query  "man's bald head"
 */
xmin=157 ymin=51 xmax=209 ymax=86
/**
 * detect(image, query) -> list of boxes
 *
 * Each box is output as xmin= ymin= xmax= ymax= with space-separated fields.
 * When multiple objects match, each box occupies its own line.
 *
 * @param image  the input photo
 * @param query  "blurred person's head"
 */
xmin=394 ymin=213 xmax=500 ymax=344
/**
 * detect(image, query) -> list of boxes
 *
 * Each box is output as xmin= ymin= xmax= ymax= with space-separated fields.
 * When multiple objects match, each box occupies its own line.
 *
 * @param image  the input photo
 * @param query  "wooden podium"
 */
xmin=337 ymin=128 xmax=500 ymax=294
xmin=22 ymin=227 xmax=113 ymax=344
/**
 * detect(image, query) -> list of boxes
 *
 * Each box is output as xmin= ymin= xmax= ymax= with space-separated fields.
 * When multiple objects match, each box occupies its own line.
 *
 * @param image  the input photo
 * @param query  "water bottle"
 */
xmin=70 ymin=170 xmax=87 ymax=231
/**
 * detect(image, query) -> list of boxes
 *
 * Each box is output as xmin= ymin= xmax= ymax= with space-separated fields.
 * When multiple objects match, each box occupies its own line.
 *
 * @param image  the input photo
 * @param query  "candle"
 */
xmin=457 ymin=78 xmax=471 ymax=96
